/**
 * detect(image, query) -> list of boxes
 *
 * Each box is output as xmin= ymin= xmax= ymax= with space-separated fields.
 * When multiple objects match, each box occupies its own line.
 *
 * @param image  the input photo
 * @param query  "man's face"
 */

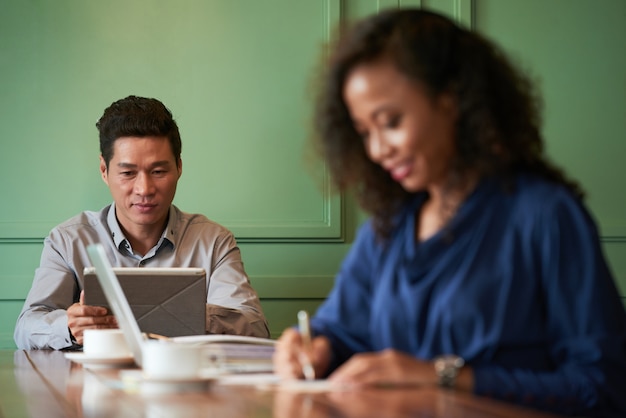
xmin=100 ymin=136 xmax=182 ymax=236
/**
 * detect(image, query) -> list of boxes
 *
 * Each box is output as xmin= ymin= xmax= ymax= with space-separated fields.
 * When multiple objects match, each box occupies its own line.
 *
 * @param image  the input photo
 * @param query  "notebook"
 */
xmin=85 ymin=243 xmax=275 ymax=371
xmin=83 ymin=266 xmax=206 ymax=338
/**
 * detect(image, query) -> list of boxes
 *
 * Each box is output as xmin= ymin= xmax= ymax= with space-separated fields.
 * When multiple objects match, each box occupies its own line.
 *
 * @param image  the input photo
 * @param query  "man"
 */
xmin=14 ymin=95 xmax=269 ymax=349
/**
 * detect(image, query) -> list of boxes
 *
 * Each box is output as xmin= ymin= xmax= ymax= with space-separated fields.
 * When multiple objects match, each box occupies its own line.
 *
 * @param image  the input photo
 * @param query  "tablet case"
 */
xmin=83 ymin=267 xmax=206 ymax=337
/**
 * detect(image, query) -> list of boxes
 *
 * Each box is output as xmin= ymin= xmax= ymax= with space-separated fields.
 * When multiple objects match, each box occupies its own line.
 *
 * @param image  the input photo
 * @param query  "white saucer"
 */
xmin=119 ymin=370 xmax=216 ymax=394
xmin=65 ymin=352 xmax=135 ymax=369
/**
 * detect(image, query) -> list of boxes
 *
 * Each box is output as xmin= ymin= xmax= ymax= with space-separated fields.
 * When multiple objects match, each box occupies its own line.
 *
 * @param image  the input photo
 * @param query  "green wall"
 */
xmin=474 ymin=0 xmax=626 ymax=301
xmin=1 ymin=0 xmax=624 ymax=348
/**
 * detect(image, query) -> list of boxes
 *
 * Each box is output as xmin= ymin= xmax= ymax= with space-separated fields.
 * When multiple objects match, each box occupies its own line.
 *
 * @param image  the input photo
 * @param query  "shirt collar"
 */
xmin=106 ymin=203 xmax=178 ymax=252
xmin=162 ymin=205 xmax=179 ymax=247
xmin=107 ymin=203 xmax=126 ymax=249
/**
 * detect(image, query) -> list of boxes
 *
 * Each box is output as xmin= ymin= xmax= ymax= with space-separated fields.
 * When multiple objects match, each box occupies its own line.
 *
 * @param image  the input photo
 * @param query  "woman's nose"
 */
xmin=365 ymin=130 xmax=391 ymax=163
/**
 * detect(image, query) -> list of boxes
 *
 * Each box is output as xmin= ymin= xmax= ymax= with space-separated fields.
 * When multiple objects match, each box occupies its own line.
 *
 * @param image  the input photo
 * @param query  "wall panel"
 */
xmin=343 ymin=0 xmax=471 ymax=25
xmin=604 ymin=241 xmax=626 ymax=304
xmin=0 ymin=0 xmax=348 ymax=349
xmin=0 ymin=0 xmax=343 ymax=241
xmin=261 ymin=300 xmax=328 ymax=339
xmin=0 ymin=303 xmax=24 ymax=349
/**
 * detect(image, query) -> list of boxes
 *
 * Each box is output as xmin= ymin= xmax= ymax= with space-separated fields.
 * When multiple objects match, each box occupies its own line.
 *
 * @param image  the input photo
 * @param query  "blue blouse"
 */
xmin=311 ymin=175 xmax=626 ymax=417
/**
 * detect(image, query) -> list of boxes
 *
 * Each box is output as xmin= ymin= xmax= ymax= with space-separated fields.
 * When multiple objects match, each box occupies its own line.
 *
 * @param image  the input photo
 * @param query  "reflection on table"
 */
xmin=3 ymin=350 xmax=565 ymax=418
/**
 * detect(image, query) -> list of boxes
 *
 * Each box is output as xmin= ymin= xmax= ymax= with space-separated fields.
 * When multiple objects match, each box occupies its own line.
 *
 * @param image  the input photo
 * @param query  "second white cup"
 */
xmin=83 ymin=329 xmax=131 ymax=358
xmin=142 ymin=341 xmax=202 ymax=380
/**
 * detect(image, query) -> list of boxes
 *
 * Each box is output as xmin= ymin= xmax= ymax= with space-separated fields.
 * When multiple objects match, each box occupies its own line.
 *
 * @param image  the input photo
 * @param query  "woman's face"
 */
xmin=343 ymin=58 xmax=458 ymax=193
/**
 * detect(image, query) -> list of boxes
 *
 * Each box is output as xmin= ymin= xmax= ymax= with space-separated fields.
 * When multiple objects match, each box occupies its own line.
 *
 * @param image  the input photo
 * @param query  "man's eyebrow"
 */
xmin=116 ymin=162 xmax=137 ymax=169
xmin=148 ymin=160 xmax=173 ymax=168
xmin=116 ymin=160 xmax=172 ymax=169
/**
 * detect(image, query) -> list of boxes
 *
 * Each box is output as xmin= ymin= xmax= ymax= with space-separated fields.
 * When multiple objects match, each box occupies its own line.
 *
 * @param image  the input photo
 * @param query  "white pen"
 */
xmin=297 ymin=310 xmax=315 ymax=380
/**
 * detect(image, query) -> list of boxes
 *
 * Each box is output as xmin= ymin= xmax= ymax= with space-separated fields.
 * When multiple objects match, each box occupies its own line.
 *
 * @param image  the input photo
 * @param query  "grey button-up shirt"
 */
xmin=14 ymin=203 xmax=269 ymax=349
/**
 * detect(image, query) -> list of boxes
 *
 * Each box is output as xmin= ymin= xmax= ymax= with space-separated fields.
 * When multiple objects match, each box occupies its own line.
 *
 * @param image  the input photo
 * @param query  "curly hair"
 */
xmin=313 ymin=8 xmax=583 ymax=238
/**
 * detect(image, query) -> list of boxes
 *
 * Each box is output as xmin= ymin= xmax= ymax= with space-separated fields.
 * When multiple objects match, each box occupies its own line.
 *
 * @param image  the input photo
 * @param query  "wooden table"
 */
xmin=1 ymin=350 xmax=566 ymax=418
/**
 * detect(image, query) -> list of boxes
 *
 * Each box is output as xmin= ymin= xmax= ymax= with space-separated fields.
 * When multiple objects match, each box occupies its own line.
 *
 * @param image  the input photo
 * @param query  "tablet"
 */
xmin=83 ymin=266 xmax=207 ymax=337
xmin=84 ymin=244 xmax=273 ymax=370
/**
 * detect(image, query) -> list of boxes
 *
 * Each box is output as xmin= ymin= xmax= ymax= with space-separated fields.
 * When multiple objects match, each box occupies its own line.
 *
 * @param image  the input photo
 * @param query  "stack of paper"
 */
xmin=171 ymin=335 xmax=275 ymax=373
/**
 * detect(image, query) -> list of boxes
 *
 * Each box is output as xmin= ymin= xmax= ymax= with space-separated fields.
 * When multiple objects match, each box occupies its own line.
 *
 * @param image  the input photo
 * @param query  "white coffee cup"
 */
xmin=142 ymin=341 xmax=202 ymax=380
xmin=83 ymin=329 xmax=131 ymax=358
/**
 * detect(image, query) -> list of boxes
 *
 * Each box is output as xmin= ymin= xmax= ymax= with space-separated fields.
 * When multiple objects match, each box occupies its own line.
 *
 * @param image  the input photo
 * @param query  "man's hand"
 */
xmin=67 ymin=290 xmax=117 ymax=345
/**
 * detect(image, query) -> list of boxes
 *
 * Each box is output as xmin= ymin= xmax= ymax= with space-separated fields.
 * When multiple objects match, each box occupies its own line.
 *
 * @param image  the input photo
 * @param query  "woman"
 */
xmin=273 ymin=8 xmax=626 ymax=417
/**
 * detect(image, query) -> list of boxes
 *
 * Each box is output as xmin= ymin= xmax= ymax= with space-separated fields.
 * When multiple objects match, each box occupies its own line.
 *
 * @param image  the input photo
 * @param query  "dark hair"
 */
xmin=96 ymin=95 xmax=182 ymax=167
xmin=314 ymin=8 xmax=584 ymax=238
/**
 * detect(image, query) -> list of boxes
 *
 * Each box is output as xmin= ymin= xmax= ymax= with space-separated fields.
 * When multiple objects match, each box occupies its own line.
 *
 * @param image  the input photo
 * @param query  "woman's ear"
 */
xmin=438 ymin=92 xmax=459 ymax=121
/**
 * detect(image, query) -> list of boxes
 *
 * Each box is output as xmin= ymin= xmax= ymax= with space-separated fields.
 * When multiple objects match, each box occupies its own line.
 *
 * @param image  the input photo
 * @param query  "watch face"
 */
xmin=434 ymin=355 xmax=464 ymax=388
xmin=435 ymin=355 xmax=464 ymax=371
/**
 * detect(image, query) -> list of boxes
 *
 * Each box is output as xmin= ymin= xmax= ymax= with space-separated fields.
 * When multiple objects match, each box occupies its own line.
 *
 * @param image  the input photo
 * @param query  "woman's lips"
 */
xmin=389 ymin=163 xmax=411 ymax=182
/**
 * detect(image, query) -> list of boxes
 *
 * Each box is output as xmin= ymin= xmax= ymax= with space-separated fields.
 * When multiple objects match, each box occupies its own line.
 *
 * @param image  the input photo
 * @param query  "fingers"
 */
xmin=310 ymin=335 xmax=332 ymax=379
xmin=274 ymin=328 xmax=305 ymax=379
xmin=329 ymin=352 xmax=377 ymax=386
xmin=329 ymin=350 xmax=429 ymax=387
xmin=67 ymin=300 xmax=117 ymax=345
xmin=68 ymin=316 xmax=118 ymax=345
xmin=273 ymin=328 xmax=332 ymax=380
xmin=67 ymin=303 xmax=110 ymax=320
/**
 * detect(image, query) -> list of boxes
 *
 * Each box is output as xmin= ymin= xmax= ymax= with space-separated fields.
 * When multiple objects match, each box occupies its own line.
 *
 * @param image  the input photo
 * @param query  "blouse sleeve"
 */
xmin=310 ymin=220 xmax=380 ymax=371
xmin=473 ymin=192 xmax=626 ymax=417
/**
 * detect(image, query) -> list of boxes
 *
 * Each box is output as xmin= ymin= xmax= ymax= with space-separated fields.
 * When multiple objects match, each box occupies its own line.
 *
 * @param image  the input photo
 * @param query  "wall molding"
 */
xmin=219 ymin=0 xmax=345 ymax=242
xmin=3 ymin=273 xmax=336 ymax=300
xmin=0 ymin=0 xmax=347 ymax=244
xmin=251 ymin=275 xmax=335 ymax=299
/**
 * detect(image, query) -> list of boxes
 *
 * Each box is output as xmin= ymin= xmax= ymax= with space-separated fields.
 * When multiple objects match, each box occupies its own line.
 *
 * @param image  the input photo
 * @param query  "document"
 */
xmin=216 ymin=374 xmax=351 ymax=392
xmin=171 ymin=335 xmax=275 ymax=346
xmin=171 ymin=335 xmax=276 ymax=373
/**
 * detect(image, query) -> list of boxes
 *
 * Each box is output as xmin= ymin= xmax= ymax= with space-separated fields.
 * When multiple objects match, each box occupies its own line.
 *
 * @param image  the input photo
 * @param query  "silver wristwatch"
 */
xmin=434 ymin=355 xmax=464 ymax=388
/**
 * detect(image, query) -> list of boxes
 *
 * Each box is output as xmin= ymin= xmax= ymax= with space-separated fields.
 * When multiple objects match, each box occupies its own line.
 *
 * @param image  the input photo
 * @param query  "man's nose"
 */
xmin=134 ymin=172 xmax=155 ymax=195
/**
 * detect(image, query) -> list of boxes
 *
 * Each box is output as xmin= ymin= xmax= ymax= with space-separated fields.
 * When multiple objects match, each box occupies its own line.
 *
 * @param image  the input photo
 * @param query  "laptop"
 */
xmin=83 ymin=265 xmax=206 ymax=338
xmin=85 ymin=244 xmax=275 ymax=371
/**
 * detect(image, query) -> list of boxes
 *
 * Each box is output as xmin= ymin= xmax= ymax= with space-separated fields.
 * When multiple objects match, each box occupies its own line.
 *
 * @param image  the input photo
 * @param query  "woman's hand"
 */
xmin=329 ymin=349 xmax=437 ymax=387
xmin=66 ymin=290 xmax=117 ymax=344
xmin=273 ymin=327 xmax=332 ymax=380
xmin=328 ymin=349 xmax=474 ymax=391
